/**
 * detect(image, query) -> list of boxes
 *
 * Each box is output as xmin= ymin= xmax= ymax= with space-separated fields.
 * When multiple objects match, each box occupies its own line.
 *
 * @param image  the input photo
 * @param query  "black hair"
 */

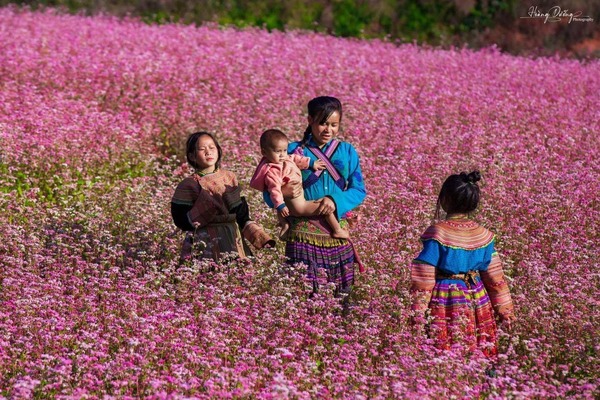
xmin=300 ymin=96 xmax=343 ymax=148
xmin=435 ymin=170 xmax=482 ymax=218
xmin=185 ymin=131 xmax=223 ymax=170
xmin=260 ymin=129 xmax=288 ymax=149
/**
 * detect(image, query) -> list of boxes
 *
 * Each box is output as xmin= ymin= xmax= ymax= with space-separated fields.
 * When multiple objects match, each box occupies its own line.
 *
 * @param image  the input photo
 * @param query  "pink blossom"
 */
xmin=0 ymin=5 xmax=598 ymax=399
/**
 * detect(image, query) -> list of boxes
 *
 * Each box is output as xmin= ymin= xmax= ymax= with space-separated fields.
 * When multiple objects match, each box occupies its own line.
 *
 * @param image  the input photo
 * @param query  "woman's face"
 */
xmin=193 ymin=135 xmax=219 ymax=172
xmin=308 ymin=111 xmax=340 ymax=147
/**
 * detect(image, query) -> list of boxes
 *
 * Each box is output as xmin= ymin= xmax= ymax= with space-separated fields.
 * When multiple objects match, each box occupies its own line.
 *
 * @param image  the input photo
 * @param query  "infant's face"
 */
xmin=262 ymin=139 xmax=288 ymax=164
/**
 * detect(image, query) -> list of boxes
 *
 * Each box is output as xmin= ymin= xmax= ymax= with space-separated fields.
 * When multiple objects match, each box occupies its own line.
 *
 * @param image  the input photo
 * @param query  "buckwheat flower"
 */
xmin=0 ymin=6 xmax=598 ymax=398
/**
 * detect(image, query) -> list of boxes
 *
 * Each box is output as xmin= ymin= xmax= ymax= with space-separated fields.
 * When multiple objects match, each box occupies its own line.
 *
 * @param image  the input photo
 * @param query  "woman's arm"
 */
xmin=328 ymin=144 xmax=366 ymax=219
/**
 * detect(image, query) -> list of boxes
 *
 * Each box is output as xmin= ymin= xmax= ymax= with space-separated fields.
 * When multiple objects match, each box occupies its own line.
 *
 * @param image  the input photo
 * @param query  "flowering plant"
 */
xmin=0 ymin=6 xmax=598 ymax=398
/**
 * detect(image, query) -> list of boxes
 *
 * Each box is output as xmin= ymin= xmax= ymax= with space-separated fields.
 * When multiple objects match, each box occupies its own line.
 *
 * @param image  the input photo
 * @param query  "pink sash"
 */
xmin=302 ymin=139 xmax=345 ymax=190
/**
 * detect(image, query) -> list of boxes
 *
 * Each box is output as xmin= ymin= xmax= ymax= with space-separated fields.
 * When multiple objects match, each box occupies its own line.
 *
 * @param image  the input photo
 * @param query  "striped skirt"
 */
xmin=285 ymin=218 xmax=354 ymax=294
xmin=428 ymin=277 xmax=498 ymax=357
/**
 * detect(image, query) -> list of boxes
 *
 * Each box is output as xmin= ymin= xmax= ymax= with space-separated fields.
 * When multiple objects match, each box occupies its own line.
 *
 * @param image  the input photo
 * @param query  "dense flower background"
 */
xmin=0 ymin=6 xmax=599 ymax=399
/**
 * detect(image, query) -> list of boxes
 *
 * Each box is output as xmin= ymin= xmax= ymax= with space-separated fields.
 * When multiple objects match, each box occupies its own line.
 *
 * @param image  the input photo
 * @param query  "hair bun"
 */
xmin=467 ymin=170 xmax=481 ymax=183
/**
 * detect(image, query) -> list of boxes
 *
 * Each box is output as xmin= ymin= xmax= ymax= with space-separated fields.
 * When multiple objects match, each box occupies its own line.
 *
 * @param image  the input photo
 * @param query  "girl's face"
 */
xmin=308 ymin=111 xmax=341 ymax=147
xmin=193 ymin=135 xmax=219 ymax=173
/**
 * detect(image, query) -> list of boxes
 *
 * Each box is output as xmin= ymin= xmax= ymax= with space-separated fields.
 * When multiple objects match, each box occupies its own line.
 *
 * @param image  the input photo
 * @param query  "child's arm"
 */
xmin=263 ymin=169 xmax=287 ymax=212
xmin=172 ymin=177 xmax=227 ymax=230
xmin=410 ymin=260 xmax=436 ymax=326
xmin=172 ymin=177 xmax=202 ymax=231
xmin=409 ymin=233 xmax=440 ymax=328
xmin=278 ymin=205 xmax=290 ymax=218
xmin=312 ymin=159 xmax=326 ymax=171
xmin=480 ymin=252 xmax=515 ymax=326
xmin=222 ymin=172 xmax=253 ymax=230
xmin=289 ymin=154 xmax=324 ymax=171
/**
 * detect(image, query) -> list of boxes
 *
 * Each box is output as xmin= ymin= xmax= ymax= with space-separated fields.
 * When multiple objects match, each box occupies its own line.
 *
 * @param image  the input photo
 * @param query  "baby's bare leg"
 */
xmin=286 ymin=197 xmax=320 ymax=217
xmin=286 ymin=197 xmax=349 ymax=239
xmin=324 ymin=212 xmax=349 ymax=239
xmin=276 ymin=212 xmax=290 ymax=239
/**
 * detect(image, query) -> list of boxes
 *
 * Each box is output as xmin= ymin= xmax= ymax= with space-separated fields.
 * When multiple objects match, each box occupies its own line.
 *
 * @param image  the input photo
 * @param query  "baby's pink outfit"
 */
xmin=249 ymin=154 xmax=311 ymax=209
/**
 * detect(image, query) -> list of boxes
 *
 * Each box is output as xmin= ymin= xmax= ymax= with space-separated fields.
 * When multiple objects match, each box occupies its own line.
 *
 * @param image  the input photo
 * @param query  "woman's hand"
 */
xmin=315 ymin=197 xmax=336 ymax=215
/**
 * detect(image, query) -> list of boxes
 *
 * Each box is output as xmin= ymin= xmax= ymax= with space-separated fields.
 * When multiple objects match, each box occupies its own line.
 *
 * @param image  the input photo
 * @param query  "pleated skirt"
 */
xmin=428 ymin=278 xmax=498 ymax=357
xmin=285 ymin=218 xmax=354 ymax=294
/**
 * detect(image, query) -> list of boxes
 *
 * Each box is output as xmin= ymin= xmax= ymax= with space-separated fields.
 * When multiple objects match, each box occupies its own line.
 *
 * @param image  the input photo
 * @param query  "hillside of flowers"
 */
xmin=0 ymin=6 xmax=599 ymax=399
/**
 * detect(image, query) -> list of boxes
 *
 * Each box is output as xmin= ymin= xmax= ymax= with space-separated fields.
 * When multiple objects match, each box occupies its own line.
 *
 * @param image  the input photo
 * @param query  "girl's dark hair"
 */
xmin=435 ymin=170 xmax=482 ymax=218
xmin=185 ymin=131 xmax=223 ymax=170
xmin=300 ymin=96 xmax=343 ymax=147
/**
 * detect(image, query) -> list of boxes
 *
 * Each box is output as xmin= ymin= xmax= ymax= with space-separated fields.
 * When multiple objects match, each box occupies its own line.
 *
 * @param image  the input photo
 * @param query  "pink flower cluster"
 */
xmin=0 ymin=6 xmax=599 ymax=399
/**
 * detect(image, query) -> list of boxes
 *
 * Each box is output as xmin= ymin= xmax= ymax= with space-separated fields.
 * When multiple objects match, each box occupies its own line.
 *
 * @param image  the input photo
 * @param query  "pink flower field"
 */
xmin=0 ymin=6 xmax=599 ymax=399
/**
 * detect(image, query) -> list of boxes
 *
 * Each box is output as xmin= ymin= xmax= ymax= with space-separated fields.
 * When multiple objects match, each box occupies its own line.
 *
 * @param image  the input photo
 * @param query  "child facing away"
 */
xmin=410 ymin=170 xmax=514 ymax=358
xmin=250 ymin=129 xmax=350 ymax=240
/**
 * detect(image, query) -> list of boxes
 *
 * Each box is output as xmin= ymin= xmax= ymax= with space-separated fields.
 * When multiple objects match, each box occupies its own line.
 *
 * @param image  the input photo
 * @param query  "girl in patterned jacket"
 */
xmin=410 ymin=170 xmax=514 ymax=357
xmin=171 ymin=131 xmax=274 ymax=262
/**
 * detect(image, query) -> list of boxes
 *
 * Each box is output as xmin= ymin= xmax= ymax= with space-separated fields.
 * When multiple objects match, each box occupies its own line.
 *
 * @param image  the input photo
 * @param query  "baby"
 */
xmin=250 ymin=129 xmax=349 ymax=239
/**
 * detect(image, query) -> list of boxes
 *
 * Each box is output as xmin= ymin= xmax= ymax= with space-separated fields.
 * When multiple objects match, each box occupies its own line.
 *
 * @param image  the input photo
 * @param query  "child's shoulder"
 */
xmin=174 ymin=176 xmax=202 ymax=200
xmin=177 ymin=175 xmax=199 ymax=189
xmin=425 ymin=219 xmax=493 ymax=234
xmin=199 ymin=169 xmax=238 ymax=186
xmin=218 ymin=169 xmax=238 ymax=181
xmin=421 ymin=220 xmax=494 ymax=249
